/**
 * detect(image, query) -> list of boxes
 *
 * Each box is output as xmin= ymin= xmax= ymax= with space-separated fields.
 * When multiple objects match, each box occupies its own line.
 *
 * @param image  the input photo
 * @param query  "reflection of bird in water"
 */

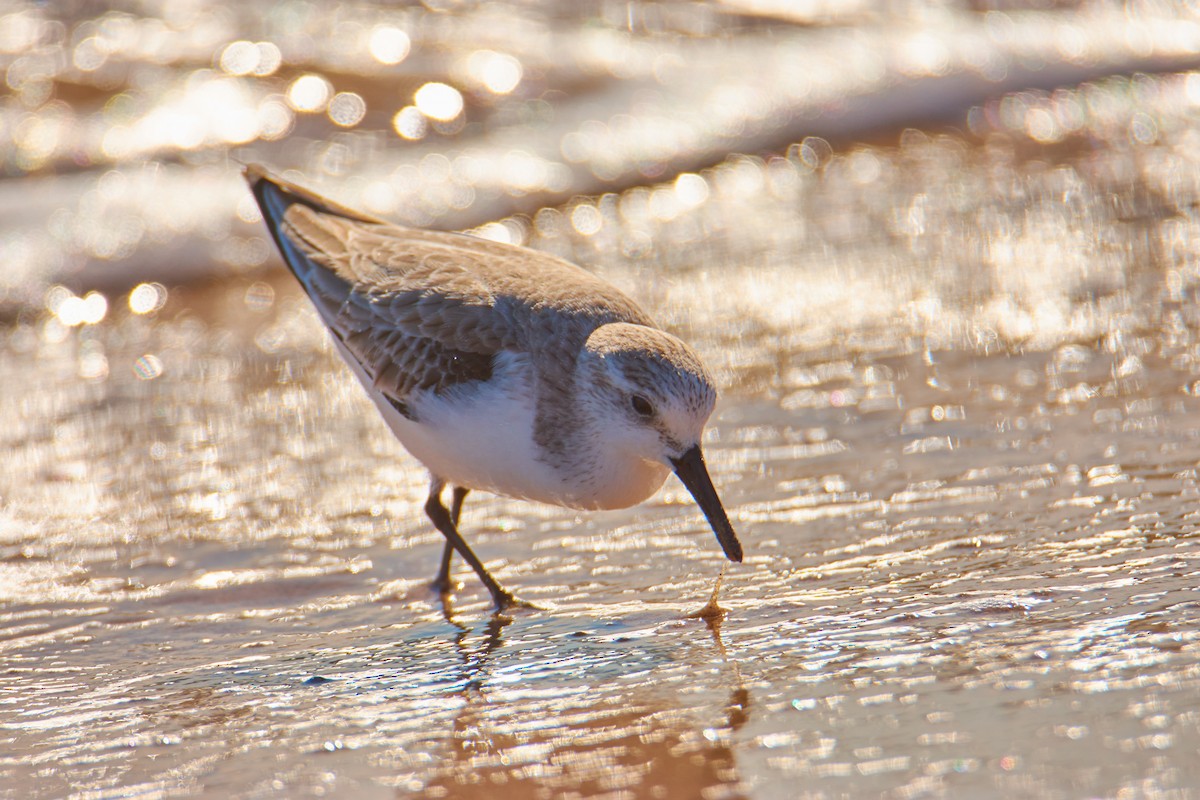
xmin=700 ymin=605 xmax=751 ymax=733
xmin=246 ymin=166 xmax=742 ymax=612
xmin=449 ymin=614 xmax=510 ymax=693
xmin=433 ymin=613 xmax=513 ymax=778
xmin=425 ymin=613 xmax=752 ymax=797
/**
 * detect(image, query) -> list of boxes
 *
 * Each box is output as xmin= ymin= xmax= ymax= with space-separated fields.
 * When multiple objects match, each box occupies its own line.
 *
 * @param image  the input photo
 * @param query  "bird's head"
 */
xmin=578 ymin=322 xmax=742 ymax=562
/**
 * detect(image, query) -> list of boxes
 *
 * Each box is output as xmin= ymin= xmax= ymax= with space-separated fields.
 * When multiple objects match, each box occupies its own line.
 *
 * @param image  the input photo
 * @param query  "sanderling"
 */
xmin=246 ymin=165 xmax=742 ymax=611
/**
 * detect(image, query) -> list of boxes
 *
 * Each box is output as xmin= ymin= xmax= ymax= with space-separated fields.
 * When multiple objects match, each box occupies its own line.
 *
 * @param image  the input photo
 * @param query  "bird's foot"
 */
xmin=429 ymin=576 xmax=460 ymax=596
xmin=492 ymin=590 xmax=540 ymax=615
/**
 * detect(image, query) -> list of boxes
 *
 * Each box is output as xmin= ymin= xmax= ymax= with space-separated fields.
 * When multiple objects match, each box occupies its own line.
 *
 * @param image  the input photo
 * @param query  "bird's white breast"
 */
xmin=332 ymin=339 xmax=670 ymax=509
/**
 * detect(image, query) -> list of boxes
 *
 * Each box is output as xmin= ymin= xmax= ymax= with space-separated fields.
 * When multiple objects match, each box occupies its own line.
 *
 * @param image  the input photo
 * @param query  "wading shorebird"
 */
xmin=246 ymin=166 xmax=742 ymax=611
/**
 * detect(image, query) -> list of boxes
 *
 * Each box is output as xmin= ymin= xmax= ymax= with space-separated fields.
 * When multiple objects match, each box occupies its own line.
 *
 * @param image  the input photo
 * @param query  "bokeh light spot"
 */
xmin=900 ymin=33 xmax=950 ymax=76
xmin=44 ymin=285 xmax=72 ymax=317
xmin=369 ymin=25 xmax=410 ymax=65
xmin=243 ymin=282 xmax=275 ymax=312
xmin=467 ymin=50 xmax=523 ymax=95
xmin=128 ymin=283 xmax=167 ymax=315
xmin=219 ymin=40 xmax=258 ymax=76
xmin=56 ymin=302 xmax=84 ymax=326
xmin=56 ymin=298 xmax=81 ymax=327
xmin=257 ymin=98 xmax=294 ymax=141
xmin=674 ymin=173 xmax=709 ymax=207
xmin=414 ymin=82 xmax=463 ymax=122
xmin=254 ymin=42 xmax=282 ymax=76
xmin=328 ymin=92 xmax=366 ymax=127
xmin=73 ymin=37 xmax=106 ymax=71
xmin=1026 ymin=108 xmax=1061 ymax=144
xmin=571 ymin=204 xmax=603 ymax=236
xmin=81 ymin=292 xmax=108 ymax=325
xmin=132 ymin=354 xmax=163 ymax=380
xmin=52 ymin=290 xmax=108 ymax=327
xmin=287 ymin=74 xmax=333 ymax=113
xmin=393 ymin=106 xmax=427 ymax=140
xmin=78 ymin=349 xmax=109 ymax=381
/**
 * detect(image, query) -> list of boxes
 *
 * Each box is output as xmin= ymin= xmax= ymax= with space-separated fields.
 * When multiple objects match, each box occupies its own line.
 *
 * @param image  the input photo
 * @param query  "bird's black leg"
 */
xmin=424 ymin=480 xmax=518 ymax=612
xmin=431 ymin=486 xmax=469 ymax=594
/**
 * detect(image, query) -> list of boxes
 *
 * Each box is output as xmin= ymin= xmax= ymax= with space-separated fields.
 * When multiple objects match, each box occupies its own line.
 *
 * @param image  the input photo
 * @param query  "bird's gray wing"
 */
xmin=247 ymin=166 xmax=655 ymax=411
xmin=276 ymin=204 xmax=511 ymax=402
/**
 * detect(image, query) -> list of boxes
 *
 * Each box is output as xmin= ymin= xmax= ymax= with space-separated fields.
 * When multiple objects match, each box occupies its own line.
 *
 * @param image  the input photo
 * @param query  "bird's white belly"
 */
xmin=369 ymin=360 xmax=558 ymax=502
xmin=332 ymin=339 xmax=670 ymax=509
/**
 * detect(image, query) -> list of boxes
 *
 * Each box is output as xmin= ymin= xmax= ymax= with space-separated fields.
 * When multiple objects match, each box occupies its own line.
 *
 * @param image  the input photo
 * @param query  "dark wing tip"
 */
xmin=242 ymin=163 xmax=383 ymax=227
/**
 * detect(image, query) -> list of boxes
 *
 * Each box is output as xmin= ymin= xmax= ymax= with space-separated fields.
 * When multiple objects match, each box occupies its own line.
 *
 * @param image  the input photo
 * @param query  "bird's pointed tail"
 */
xmin=242 ymin=165 xmax=380 ymax=324
xmin=244 ymin=164 xmax=386 ymax=280
xmin=243 ymin=164 xmax=381 ymax=228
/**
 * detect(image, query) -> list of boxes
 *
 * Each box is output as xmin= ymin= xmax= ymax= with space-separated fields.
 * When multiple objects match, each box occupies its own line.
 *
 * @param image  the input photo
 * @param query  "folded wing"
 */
xmin=247 ymin=168 xmax=507 ymax=404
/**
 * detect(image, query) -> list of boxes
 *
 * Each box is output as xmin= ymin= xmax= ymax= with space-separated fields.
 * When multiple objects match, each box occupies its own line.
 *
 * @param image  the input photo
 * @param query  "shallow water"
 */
xmin=6 ymin=2 xmax=1200 ymax=799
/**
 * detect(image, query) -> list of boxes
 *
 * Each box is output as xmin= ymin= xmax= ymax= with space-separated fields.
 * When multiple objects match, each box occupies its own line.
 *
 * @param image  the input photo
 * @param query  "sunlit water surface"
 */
xmin=6 ymin=3 xmax=1200 ymax=799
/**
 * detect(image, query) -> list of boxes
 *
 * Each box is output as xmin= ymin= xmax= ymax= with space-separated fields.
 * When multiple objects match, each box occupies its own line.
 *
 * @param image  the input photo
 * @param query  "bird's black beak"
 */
xmin=670 ymin=444 xmax=743 ymax=562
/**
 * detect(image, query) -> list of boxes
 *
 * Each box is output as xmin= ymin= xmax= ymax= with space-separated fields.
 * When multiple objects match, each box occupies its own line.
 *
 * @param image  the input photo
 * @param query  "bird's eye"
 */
xmin=630 ymin=394 xmax=655 ymax=418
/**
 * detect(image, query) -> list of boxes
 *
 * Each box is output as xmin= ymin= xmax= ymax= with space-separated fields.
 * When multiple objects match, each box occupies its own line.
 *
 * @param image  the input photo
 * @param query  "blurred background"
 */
xmin=7 ymin=2 xmax=1200 ymax=799
xmin=5 ymin=0 xmax=1200 ymax=311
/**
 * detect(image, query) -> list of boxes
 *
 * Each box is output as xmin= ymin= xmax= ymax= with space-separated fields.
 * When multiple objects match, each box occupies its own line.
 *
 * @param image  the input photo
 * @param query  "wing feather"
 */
xmin=245 ymin=166 xmax=655 ymax=414
xmin=276 ymin=205 xmax=499 ymax=401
